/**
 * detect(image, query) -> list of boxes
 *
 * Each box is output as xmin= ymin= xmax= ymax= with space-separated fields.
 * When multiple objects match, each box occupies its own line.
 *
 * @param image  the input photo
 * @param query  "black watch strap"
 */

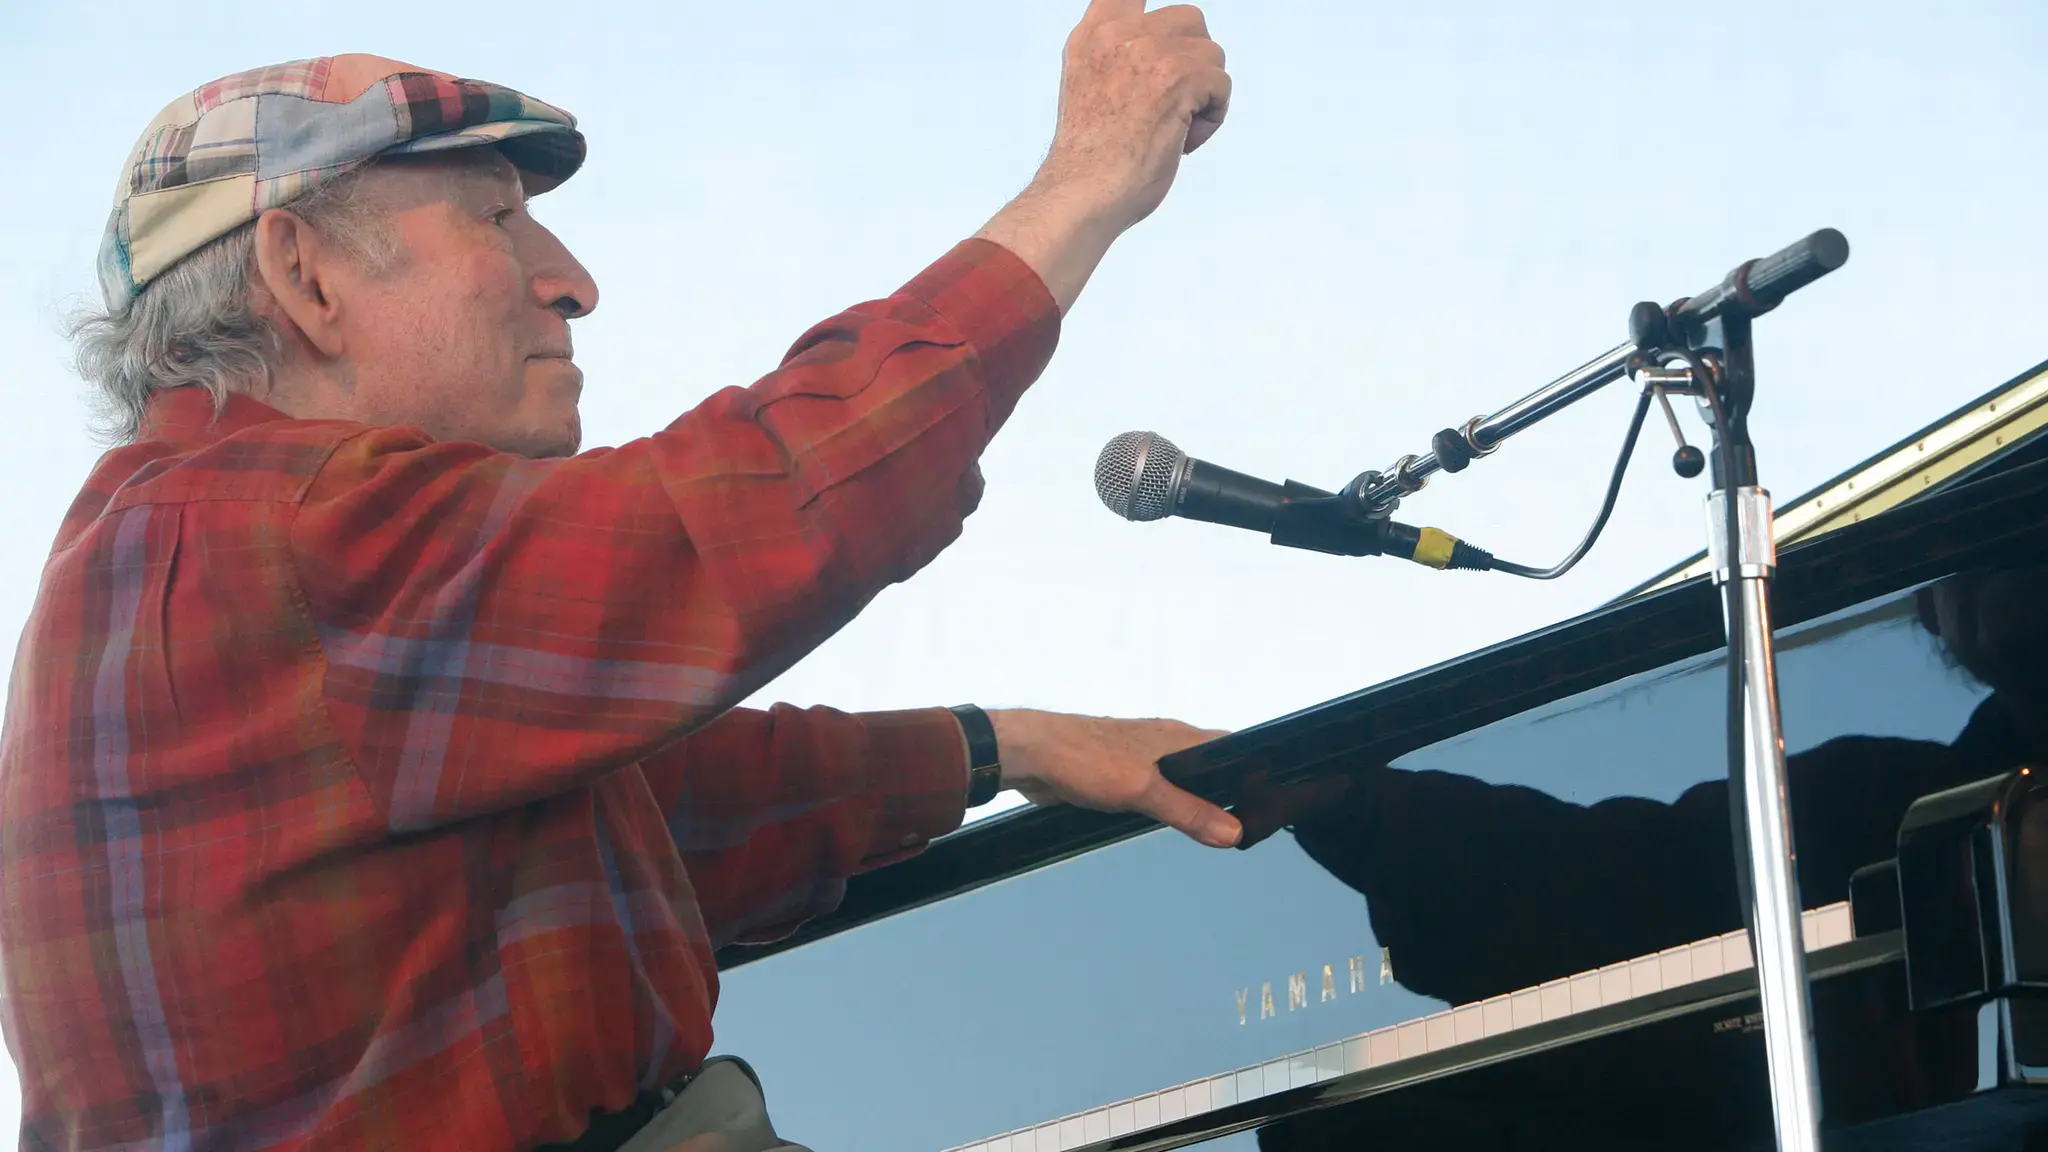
xmin=948 ymin=704 xmax=1002 ymax=808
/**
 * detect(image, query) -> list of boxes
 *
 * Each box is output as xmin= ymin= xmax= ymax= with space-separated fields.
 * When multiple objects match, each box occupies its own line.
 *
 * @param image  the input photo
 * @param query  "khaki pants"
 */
xmin=615 ymin=1059 xmax=812 ymax=1152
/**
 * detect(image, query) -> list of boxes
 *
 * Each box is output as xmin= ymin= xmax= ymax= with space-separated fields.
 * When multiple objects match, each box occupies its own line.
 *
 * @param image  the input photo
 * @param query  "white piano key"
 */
xmin=1058 ymin=1117 xmax=1085 ymax=1150
xmin=1690 ymin=936 xmax=1725 ymax=980
xmin=1660 ymin=943 xmax=1694 ymax=989
xmin=1236 ymin=1066 xmax=1263 ymax=1102
xmin=1397 ymin=1018 xmax=1430 ymax=1059
xmin=1810 ymin=901 xmax=1859 ymax=947
xmin=1424 ymin=1010 xmax=1457 ymax=1053
xmin=1481 ymin=994 xmax=1513 ymax=1037
xmin=1290 ymin=1050 xmax=1318 ymax=1089
xmin=1262 ymin=1058 xmax=1289 ymax=1096
xmin=1108 ymin=1104 xmax=1135 ymax=1138
xmin=1367 ymin=1025 xmax=1401 ymax=1068
xmin=1568 ymin=970 xmax=1601 ymax=1014
xmin=1813 ymin=902 xmax=1854 ymax=949
xmin=1629 ymin=954 xmax=1663 ymax=997
xmin=1083 ymin=1109 xmax=1110 ymax=1143
xmin=1721 ymin=929 xmax=1754 ymax=972
xmin=1597 ymin=961 xmax=1632 ymax=1007
xmin=1451 ymin=1004 xmax=1485 ymax=1046
xmin=1159 ymin=1087 xmax=1186 ymax=1123
xmin=1510 ymin=987 xmax=1542 ymax=1029
xmin=1186 ymin=1078 xmax=1213 ymax=1115
xmin=1034 ymin=1121 xmax=1060 ymax=1152
xmin=1134 ymin=1094 xmax=1160 ymax=1131
xmin=1538 ymin=978 xmax=1572 ymax=1021
xmin=1210 ymin=1073 xmax=1239 ymax=1107
xmin=1344 ymin=1035 xmax=1369 ymax=1074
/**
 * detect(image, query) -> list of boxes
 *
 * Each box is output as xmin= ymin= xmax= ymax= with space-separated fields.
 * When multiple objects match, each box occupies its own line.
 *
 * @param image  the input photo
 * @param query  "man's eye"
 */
xmin=491 ymin=209 xmax=516 ymax=228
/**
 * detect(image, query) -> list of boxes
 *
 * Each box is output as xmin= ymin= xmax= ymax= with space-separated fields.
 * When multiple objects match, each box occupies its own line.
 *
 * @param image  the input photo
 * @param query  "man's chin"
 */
xmin=497 ymin=415 xmax=581 ymax=459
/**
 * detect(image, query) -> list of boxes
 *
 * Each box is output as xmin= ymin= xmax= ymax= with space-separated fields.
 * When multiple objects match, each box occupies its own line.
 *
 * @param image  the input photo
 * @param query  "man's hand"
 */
xmin=975 ymin=1 xmax=1231 ymax=312
xmin=987 ymin=709 xmax=1241 ymax=848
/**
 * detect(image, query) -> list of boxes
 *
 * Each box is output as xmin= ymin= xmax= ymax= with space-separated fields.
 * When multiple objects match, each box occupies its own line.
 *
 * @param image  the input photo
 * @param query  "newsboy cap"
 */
xmin=99 ymin=54 xmax=585 ymax=301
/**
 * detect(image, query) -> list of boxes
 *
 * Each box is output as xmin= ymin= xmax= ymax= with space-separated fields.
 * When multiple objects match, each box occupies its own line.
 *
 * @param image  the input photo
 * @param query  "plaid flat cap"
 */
xmin=99 ymin=54 xmax=585 ymax=300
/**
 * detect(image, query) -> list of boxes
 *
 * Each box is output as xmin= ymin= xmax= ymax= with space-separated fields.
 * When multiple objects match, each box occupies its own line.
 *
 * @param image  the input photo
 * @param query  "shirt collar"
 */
xmin=139 ymin=386 xmax=293 ymax=448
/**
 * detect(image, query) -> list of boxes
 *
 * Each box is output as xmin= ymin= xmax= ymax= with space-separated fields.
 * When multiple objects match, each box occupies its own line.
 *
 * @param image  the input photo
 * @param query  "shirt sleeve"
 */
xmin=642 ymin=704 xmax=967 ymax=949
xmin=291 ymin=240 xmax=1056 ymax=831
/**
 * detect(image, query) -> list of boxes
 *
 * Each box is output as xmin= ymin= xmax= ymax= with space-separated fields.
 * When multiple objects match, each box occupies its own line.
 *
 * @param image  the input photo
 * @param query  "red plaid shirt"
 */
xmin=0 ymin=240 xmax=1058 ymax=1151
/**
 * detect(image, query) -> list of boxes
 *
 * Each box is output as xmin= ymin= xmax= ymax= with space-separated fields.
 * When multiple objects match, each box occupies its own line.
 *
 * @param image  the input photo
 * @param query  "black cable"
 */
xmin=1487 ymin=388 xmax=1655 ymax=580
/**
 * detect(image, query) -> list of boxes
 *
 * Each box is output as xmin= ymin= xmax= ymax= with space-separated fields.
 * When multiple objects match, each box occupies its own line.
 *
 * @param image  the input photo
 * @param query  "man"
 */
xmin=0 ymin=3 xmax=1237 ymax=1149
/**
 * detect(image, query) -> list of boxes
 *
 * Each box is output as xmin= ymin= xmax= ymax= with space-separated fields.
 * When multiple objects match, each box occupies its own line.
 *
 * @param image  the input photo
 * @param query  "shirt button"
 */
xmin=899 ymin=833 xmax=922 ymax=848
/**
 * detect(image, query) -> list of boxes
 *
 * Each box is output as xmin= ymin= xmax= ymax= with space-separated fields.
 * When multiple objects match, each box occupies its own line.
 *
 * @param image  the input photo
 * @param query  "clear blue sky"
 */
xmin=3 ymin=0 xmax=2045 ymax=1145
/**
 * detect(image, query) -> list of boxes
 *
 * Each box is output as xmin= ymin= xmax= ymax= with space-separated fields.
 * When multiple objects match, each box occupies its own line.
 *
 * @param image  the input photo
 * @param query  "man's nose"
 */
xmin=529 ymin=222 xmax=599 ymax=320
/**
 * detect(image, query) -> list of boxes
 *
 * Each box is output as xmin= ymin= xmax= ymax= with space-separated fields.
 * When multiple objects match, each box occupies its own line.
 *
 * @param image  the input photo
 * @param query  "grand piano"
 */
xmin=711 ymin=356 xmax=2048 ymax=1151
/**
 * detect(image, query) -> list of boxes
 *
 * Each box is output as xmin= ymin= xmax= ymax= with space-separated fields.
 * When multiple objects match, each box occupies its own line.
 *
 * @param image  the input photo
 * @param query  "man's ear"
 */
xmin=251 ymin=209 xmax=347 ymax=359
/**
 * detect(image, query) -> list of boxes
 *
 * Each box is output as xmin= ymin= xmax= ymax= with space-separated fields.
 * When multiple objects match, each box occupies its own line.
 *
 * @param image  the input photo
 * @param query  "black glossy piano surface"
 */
xmin=713 ymin=411 xmax=2048 ymax=1150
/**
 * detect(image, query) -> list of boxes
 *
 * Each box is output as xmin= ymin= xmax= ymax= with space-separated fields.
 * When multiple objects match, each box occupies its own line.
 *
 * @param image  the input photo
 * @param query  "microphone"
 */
xmin=1093 ymin=431 xmax=1494 ymax=569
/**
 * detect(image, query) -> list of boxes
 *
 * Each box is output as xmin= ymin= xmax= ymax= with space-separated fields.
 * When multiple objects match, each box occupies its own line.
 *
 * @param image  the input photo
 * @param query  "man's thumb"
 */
xmin=1141 ymin=775 xmax=1242 ymax=848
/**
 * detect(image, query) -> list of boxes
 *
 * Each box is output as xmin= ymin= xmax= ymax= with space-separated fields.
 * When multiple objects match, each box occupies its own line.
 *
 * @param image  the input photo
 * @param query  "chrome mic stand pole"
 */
xmin=1689 ymin=309 xmax=1824 ymax=1152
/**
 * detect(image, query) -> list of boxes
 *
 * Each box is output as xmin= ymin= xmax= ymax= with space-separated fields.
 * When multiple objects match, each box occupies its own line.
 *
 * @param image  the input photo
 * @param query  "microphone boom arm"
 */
xmin=1350 ymin=228 xmax=1848 ymax=516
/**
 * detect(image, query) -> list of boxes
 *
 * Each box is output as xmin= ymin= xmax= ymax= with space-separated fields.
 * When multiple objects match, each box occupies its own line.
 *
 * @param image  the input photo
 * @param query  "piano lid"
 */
xmin=714 ymin=547 xmax=2048 ymax=1148
xmin=719 ymin=444 xmax=2048 ymax=972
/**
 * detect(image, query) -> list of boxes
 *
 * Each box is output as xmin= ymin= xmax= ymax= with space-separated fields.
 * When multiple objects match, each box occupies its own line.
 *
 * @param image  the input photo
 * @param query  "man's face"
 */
xmin=315 ymin=152 xmax=599 ymax=458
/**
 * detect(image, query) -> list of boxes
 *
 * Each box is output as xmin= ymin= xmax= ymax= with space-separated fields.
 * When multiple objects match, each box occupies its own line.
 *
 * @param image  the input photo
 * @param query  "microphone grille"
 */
xmin=1094 ymin=431 xmax=1185 ymax=522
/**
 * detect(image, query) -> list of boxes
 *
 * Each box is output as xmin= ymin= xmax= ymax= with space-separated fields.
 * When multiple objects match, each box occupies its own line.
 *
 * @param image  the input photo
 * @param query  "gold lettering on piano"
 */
xmin=1232 ymin=951 xmax=1396 ymax=1028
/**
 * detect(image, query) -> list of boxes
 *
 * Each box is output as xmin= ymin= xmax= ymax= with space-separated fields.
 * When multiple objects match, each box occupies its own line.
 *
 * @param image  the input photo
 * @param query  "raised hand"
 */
xmin=975 ymin=2 xmax=1231 ymax=313
xmin=1046 ymin=0 xmax=1232 ymax=230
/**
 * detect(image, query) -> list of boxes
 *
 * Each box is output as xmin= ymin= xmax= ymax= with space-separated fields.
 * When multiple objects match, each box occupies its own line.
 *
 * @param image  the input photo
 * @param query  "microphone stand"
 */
xmin=1680 ymin=308 xmax=1825 ymax=1152
xmin=1335 ymin=230 xmax=1847 ymax=1152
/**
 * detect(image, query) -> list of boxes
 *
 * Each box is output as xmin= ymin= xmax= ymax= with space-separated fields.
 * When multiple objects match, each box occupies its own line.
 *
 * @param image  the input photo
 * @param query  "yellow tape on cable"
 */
xmin=1413 ymin=527 xmax=1457 ymax=569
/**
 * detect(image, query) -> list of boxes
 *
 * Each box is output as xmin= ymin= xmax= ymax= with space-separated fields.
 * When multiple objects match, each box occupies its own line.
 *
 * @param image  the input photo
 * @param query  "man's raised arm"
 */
xmin=297 ymin=2 xmax=1237 ymax=834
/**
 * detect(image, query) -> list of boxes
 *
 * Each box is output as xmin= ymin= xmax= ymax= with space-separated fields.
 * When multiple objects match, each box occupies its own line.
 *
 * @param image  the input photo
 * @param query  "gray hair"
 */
xmin=70 ymin=165 xmax=399 ymax=444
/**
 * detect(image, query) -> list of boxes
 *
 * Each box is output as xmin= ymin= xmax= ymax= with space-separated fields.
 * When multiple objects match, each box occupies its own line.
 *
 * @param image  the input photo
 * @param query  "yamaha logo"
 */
xmin=1237 ymin=948 xmax=1395 ymax=1025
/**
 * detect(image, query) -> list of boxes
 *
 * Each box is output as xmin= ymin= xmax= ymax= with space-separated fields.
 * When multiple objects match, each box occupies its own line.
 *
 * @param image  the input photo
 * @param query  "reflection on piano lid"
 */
xmin=944 ymin=905 xmax=1857 ymax=1152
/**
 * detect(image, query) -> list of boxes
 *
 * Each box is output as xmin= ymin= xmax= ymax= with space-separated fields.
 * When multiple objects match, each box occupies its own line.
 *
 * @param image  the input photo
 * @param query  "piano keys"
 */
xmin=940 ymin=904 xmax=1861 ymax=1151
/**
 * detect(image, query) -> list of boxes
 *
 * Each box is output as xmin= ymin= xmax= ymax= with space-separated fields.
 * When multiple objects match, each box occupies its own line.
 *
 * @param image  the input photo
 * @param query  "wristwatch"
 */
xmin=948 ymin=704 xmax=1003 ymax=808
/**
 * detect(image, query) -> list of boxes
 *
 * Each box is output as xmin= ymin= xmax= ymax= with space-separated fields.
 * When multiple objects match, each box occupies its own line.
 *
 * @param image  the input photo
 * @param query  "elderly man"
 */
xmin=0 ymin=3 xmax=1236 ymax=1150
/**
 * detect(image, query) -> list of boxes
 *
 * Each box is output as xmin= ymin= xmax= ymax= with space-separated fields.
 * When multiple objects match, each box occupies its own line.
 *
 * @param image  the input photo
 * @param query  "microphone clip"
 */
xmin=1268 ymin=479 xmax=1494 ymax=571
xmin=1267 ymin=481 xmax=1396 ymax=558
